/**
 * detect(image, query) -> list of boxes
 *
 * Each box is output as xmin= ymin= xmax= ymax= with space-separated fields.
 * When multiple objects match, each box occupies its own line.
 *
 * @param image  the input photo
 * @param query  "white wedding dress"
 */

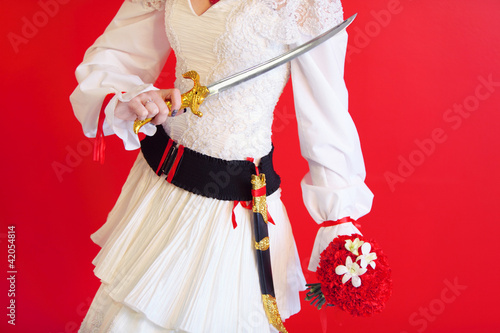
xmin=70 ymin=0 xmax=373 ymax=332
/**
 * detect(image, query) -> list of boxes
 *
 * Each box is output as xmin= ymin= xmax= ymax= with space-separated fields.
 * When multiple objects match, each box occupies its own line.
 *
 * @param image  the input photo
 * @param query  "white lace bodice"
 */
xmin=133 ymin=0 xmax=344 ymax=160
xmin=163 ymin=0 xmax=287 ymax=160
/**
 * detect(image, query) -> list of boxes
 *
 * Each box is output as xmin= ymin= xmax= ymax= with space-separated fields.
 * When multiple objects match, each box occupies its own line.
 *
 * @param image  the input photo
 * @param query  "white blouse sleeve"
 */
xmin=70 ymin=0 xmax=170 ymax=150
xmin=290 ymin=29 xmax=374 ymax=271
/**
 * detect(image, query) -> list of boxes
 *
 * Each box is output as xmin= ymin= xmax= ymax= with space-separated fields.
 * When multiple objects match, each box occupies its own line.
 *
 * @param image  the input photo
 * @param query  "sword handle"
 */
xmin=133 ymin=71 xmax=210 ymax=134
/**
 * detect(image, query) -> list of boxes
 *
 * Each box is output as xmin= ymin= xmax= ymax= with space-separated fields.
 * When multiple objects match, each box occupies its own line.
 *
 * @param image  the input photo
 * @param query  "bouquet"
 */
xmin=306 ymin=234 xmax=392 ymax=316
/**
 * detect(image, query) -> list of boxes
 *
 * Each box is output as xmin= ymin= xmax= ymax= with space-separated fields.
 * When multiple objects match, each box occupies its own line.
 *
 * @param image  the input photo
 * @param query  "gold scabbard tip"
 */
xmin=262 ymin=294 xmax=288 ymax=333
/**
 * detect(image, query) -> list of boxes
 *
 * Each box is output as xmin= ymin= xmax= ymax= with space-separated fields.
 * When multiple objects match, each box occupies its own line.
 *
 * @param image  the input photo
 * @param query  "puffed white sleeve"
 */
xmin=290 ymin=29 xmax=374 ymax=271
xmin=70 ymin=0 xmax=170 ymax=150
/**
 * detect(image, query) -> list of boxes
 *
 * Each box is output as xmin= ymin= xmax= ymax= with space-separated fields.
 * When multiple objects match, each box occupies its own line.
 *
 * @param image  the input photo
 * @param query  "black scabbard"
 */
xmin=253 ymin=211 xmax=275 ymax=297
xmin=251 ymin=173 xmax=287 ymax=333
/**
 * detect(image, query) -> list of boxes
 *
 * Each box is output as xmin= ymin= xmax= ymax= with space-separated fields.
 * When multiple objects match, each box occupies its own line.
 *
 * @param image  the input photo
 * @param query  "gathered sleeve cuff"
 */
xmin=70 ymin=0 xmax=170 ymax=151
xmin=290 ymin=29 xmax=374 ymax=271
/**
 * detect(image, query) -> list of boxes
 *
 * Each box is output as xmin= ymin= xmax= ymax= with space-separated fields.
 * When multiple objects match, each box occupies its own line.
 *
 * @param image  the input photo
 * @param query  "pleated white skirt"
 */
xmin=79 ymin=153 xmax=306 ymax=333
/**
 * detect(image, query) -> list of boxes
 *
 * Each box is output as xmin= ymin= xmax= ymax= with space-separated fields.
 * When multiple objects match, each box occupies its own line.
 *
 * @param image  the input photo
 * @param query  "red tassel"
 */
xmin=93 ymin=135 xmax=105 ymax=164
xmin=93 ymin=94 xmax=114 ymax=164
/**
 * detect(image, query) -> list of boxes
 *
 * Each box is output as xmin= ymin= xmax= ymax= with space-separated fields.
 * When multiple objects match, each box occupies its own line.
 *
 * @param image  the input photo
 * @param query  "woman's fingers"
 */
xmin=129 ymin=92 xmax=159 ymax=120
xmin=150 ymin=92 xmax=170 ymax=125
xmin=114 ymin=89 xmax=183 ymax=124
xmin=115 ymin=99 xmax=140 ymax=121
xmin=143 ymin=99 xmax=160 ymax=119
xmin=159 ymin=88 xmax=182 ymax=115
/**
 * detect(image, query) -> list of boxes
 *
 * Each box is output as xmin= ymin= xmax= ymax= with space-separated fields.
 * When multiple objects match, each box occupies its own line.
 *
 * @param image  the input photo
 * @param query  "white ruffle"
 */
xmin=104 ymin=85 xmax=159 ymax=150
xmin=79 ymin=154 xmax=306 ymax=332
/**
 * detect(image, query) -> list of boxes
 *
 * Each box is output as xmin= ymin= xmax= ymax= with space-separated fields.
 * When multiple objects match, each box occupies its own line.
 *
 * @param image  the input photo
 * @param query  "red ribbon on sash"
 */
xmin=231 ymin=200 xmax=275 ymax=229
xmin=231 ymin=157 xmax=274 ymax=228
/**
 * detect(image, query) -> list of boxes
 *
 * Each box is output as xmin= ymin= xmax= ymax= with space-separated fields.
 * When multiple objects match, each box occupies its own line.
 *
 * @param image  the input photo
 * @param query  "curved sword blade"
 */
xmin=207 ymin=13 xmax=357 ymax=96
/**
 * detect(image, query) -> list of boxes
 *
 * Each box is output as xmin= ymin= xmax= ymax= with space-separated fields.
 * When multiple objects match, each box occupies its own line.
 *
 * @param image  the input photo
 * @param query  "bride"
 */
xmin=71 ymin=0 xmax=373 ymax=331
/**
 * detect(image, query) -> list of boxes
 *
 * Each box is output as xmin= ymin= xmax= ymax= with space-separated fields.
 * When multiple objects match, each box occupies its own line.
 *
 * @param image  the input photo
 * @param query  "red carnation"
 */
xmin=306 ymin=234 xmax=392 ymax=316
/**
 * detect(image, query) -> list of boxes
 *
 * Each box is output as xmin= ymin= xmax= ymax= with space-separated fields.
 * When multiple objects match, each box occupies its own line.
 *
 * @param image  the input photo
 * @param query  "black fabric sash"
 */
xmin=140 ymin=126 xmax=281 ymax=201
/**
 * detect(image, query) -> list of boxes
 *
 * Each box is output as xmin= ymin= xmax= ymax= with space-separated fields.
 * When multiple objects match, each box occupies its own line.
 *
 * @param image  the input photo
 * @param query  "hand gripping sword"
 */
xmin=133 ymin=14 xmax=356 ymax=134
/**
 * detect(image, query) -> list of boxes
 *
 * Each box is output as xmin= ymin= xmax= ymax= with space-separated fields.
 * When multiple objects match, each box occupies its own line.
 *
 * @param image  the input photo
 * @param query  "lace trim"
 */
xmin=80 ymin=309 xmax=116 ymax=333
xmin=258 ymin=0 xmax=344 ymax=44
xmin=130 ymin=0 xmax=165 ymax=10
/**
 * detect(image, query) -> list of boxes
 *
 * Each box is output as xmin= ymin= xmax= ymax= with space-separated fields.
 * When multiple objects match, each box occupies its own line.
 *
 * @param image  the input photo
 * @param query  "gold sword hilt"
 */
xmin=133 ymin=70 xmax=210 ymax=134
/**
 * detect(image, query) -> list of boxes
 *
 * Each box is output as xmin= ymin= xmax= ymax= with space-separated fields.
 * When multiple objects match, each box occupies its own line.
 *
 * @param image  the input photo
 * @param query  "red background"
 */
xmin=2 ymin=1 xmax=500 ymax=332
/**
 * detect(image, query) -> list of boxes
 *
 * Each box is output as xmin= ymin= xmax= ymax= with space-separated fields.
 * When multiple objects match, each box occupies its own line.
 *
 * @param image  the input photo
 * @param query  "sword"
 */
xmin=133 ymin=14 xmax=356 ymax=134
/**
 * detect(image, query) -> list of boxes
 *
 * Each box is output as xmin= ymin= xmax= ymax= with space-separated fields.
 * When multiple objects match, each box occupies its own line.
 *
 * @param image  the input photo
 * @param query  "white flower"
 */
xmin=345 ymin=238 xmax=364 ymax=256
xmin=335 ymin=256 xmax=367 ymax=288
xmin=356 ymin=242 xmax=378 ymax=269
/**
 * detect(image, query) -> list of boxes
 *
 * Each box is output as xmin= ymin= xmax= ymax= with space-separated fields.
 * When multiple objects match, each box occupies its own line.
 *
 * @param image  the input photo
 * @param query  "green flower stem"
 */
xmin=305 ymin=283 xmax=331 ymax=310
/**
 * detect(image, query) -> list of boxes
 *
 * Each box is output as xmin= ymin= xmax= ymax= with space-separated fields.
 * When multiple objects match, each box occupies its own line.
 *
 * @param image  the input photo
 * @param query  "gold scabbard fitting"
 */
xmin=254 ymin=237 xmax=270 ymax=251
xmin=251 ymin=174 xmax=268 ymax=224
xmin=262 ymin=294 xmax=288 ymax=333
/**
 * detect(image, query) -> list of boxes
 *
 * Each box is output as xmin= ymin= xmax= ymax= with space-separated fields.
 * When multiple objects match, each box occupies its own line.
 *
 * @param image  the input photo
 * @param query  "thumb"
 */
xmin=158 ymin=88 xmax=182 ymax=111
